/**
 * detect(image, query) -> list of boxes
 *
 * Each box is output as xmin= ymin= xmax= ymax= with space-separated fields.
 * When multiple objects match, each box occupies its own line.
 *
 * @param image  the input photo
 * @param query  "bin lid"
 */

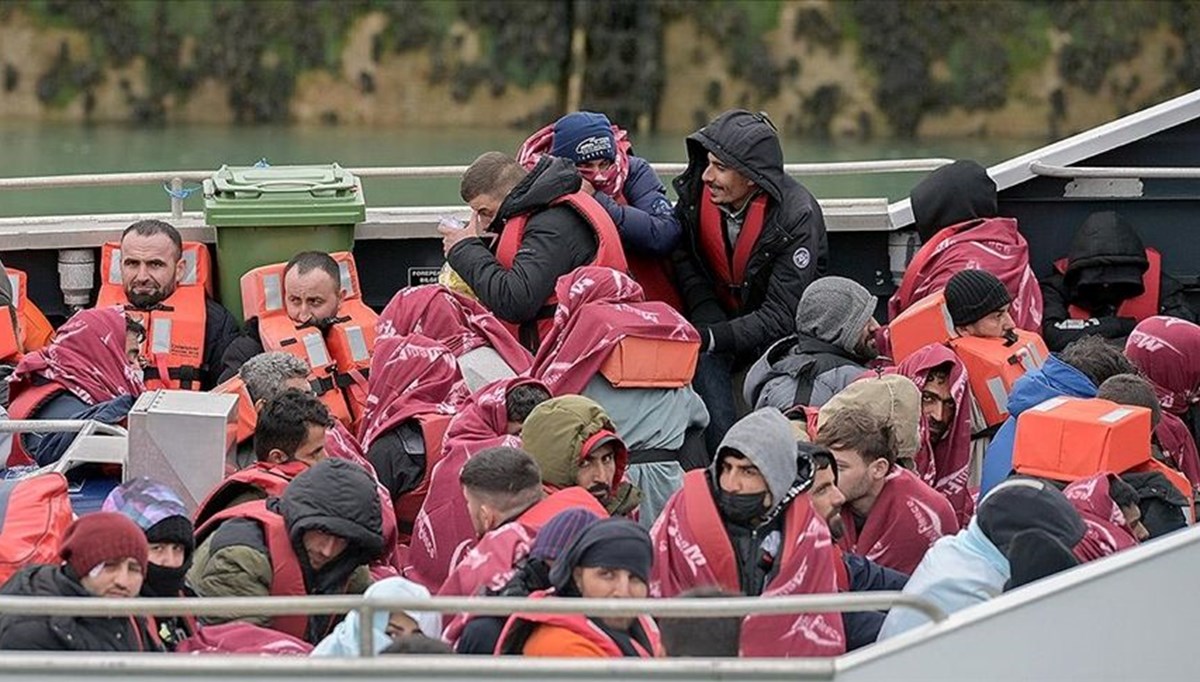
xmin=209 ymin=164 xmax=357 ymax=197
xmin=203 ymin=163 xmax=366 ymax=228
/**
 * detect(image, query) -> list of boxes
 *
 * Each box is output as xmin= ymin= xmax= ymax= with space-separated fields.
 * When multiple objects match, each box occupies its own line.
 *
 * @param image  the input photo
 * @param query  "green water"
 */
xmin=0 ymin=121 xmax=1046 ymax=219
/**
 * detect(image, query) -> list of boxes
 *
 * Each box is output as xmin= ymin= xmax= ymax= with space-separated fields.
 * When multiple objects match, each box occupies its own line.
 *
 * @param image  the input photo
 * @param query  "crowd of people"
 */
xmin=0 ymin=108 xmax=1196 ymax=659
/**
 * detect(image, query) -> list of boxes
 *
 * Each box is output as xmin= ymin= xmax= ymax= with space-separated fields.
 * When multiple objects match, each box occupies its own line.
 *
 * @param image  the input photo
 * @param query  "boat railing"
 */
xmin=0 ymin=419 xmax=126 ymax=437
xmin=1028 ymin=161 xmax=1200 ymax=178
xmin=0 ymin=592 xmax=945 ymax=659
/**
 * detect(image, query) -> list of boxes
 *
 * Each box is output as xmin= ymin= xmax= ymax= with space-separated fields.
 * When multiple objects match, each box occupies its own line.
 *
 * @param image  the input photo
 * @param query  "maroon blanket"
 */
xmin=10 ymin=306 xmax=144 ymax=404
xmin=1126 ymin=316 xmax=1200 ymax=489
xmin=890 ymin=344 xmax=974 ymax=525
xmin=531 ymin=267 xmax=697 ymax=395
xmin=650 ymin=470 xmax=846 ymax=657
xmin=377 ymin=285 xmax=532 ymax=374
xmin=356 ymin=335 xmax=461 ymax=448
xmin=1063 ymin=473 xmax=1138 ymax=562
xmin=406 ymin=376 xmax=549 ymax=591
xmin=889 ymin=218 xmax=1042 ymax=332
xmin=837 ymin=467 xmax=959 ymax=575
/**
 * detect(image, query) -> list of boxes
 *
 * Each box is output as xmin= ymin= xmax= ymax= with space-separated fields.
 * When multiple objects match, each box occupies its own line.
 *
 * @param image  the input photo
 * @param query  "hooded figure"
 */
xmin=1126 ymin=316 xmax=1200 ymax=487
xmin=1042 ymin=211 xmax=1195 ymax=351
xmin=890 ymin=160 xmax=1042 ymax=335
xmin=1063 ymin=473 xmax=1141 ymax=560
xmin=521 ymin=395 xmax=641 ymax=517
xmin=311 ymin=577 xmax=441 ymax=657
xmin=651 ymin=408 xmax=846 ymax=657
xmin=744 ymin=276 xmax=879 ymax=411
xmin=878 ymin=477 xmax=1087 ymax=640
xmin=189 ymin=459 xmax=385 ymax=644
xmin=6 ymin=306 xmax=144 ymax=467
xmin=496 ymin=518 xmax=662 ymax=658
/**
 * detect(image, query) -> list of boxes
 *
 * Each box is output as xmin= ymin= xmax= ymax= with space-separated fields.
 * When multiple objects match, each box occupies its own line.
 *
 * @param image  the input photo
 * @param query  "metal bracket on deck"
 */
xmin=1063 ymin=177 xmax=1144 ymax=198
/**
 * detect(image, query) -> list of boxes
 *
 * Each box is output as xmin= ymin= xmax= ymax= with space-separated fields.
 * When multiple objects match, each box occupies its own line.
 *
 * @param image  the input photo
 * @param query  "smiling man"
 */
xmin=670 ymin=109 xmax=828 ymax=452
xmin=0 ymin=513 xmax=159 ymax=651
xmin=440 ymin=151 xmax=628 ymax=351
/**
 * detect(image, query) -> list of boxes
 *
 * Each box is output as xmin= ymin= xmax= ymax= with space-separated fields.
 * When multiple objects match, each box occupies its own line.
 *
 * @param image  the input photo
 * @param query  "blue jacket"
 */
xmin=592 ymin=156 xmax=680 ymax=257
xmin=843 ymin=553 xmax=909 ymax=651
xmin=21 ymin=393 xmax=136 ymax=467
xmin=877 ymin=518 xmax=1010 ymax=641
xmin=979 ymin=356 xmax=1097 ymax=496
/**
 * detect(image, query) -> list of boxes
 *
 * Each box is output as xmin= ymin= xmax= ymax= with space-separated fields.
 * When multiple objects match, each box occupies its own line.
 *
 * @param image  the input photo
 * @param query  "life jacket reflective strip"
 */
xmin=1127 ymin=458 xmax=1195 ymax=525
xmin=4 ymin=380 xmax=68 ymax=468
xmin=212 ymin=376 xmax=258 ymax=446
xmin=4 ymin=268 xmax=54 ymax=357
xmin=96 ymin=242 xmax=211 ymax=390
xmin=1054 ymin=248 xmax=1162 ymax=322
xmin=392 ymin=413 xmax=453 ymax=543
xmin=240 ymin=252 xmax=377 ymax=429
xmin=193 ymin=501 xmax=309 ymax=640
xmin=493 ymin=192 xmax=629 ymax=350
xmin=696 ymin=188 xmax=768 ymax=311
xmin=192 ymin=459 xmax=310 ymax=530
xmin=1012 ymin=397 xmax=1152 ymax=481
xmin=949 ymin=330 xmax=1049 ymax=428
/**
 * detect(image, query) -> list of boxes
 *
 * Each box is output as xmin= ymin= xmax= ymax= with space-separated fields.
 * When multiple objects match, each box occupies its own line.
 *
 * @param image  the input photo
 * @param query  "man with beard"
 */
xmin=520 ymin=395 xmax=641 ymax=518
xmin=808 ymin=449 xmax=909 ymax=651
xmin=220 ymin=251 xmax=348 ymax=381
xmin=188 ymin=459 xmax=385 ymax=645
xmin=744 ymin=276 xmax=880 ymax=412
xmin=108 ymin=220 xmax=239 ymax=390
xmin=103 ymin=478 xmax=198 ymax=650
xmin=816 ymin=405 xmax=958 ymax=575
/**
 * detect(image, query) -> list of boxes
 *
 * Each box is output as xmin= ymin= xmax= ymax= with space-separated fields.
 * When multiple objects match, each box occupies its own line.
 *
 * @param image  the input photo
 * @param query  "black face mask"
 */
xmin=142 ymin=562 xmax=189 ymax=597
xmin=717 ymin=489 xmax=769 ymax=527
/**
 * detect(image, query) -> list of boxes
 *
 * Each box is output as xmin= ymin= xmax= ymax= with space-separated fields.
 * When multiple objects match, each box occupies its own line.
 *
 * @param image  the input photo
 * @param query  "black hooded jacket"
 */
xmin=447 ymin=156 xmax=601 ymax=331
xmin=672 ymin=110 xmax=828 ymax=362
xmin=910 ymin=160 xmax=999 ymax=243
xmin=1041 ymin=211 xmax=1194 ymax=351
xmin=0 ymin=564 xmax=160 ymax=652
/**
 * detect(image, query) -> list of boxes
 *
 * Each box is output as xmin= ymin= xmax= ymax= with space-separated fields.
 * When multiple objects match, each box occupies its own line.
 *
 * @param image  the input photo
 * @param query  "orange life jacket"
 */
xmin=392 ymin=413 xmax=453 ymax=544
xmin=5 ymin=379 xmax=69 ymax=468
xmin=889 ymin=290 xmax=1049 ymax=427
xmin=3 ymin=268 xmax=55 ymax=359
xmin=212 ymin=375 xmax=259 ymax=446
xmin=240 ymin=252 xmax=377 ymax=430
xmin=598 ymin=335 xmax=699 ymax=389
xmin=494 ymin=192 xmax=628 ymax=350
xmin=193 ymin=501 xmax=317 ymax=640
xmin=1012 ymin=397 xmax=1152 ymax=481
xmin=1053 ymin=247 xmax=1162 ymax=322
xmin=96 ymin=241 xmax=211 ymax=390
xmin=696 ymin=188 xmax=769 ymax=312
xmin=949 ymin=330 xmax=1049 ymax=428
xmin=192 ymin=459 xmax=310 ymax=530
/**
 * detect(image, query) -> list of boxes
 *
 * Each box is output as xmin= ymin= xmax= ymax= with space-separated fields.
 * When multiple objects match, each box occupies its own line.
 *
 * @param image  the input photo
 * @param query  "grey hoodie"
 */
xmin=712 ymin=408 xmax=797 ymax=515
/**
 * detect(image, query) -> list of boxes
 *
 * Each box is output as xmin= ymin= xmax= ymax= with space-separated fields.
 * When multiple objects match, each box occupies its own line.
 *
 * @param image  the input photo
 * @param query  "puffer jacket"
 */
xmin=672 ymin=110 xmax=828 ymax=362
xmin=0 ymin=564 xmax=159 ymax=652
xmin=743 ymin=335 xmax=866 ymax=411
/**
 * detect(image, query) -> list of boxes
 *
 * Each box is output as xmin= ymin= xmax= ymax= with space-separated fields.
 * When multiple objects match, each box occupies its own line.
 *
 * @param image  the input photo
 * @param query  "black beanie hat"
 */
xmin=945 ymin=269 xmax=1012 ymax=327
xmin=550 ymin=518 xmax=653 ymax=593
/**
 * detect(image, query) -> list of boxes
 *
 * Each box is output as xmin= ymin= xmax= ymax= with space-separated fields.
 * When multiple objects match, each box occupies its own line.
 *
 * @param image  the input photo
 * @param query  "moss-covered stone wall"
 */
xmin=0 ymin=0 xmax=1195 ymax=138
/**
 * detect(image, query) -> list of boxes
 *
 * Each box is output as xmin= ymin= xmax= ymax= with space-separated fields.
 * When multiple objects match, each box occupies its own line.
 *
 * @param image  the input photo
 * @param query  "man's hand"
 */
xmin=439 ymin=214 xmax=481 ymax=256
xmin=579 ymin=178 xmax=596 ymax=196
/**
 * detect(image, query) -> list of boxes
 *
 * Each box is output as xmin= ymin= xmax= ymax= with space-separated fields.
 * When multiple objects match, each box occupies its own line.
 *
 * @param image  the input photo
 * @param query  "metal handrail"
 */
xmin=1029 ymin=160 xmax=1200 ymax=179
xmin=0 ymin=419 xmax=126 ymax=436
xmin=0 ymin=592 xmax=944 ymax=658
xmin=0 ymin=158 xmax=953 ymax=191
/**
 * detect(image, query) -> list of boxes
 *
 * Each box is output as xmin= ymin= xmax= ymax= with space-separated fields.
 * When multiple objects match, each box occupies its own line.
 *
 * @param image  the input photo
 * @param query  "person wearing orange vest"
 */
xmin=188 ymin=459 xmax=384 ymax=644
xmin=670 ymin=110 xmax=828 ymax=453
xmin=192 ymin=389 xmax=334 ymax=529
xmin=439 ymin=152 xmax=628 ymax=351
xmin=108 ymin=220 xmax=240 ymax=390
xmin=1042 ymin=211 xmax=1195 ymax=352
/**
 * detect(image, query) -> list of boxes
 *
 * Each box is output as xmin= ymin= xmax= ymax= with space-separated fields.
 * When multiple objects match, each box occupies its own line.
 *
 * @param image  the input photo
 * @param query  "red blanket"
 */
xmin=10 ymin=306 xmax=144 ymax=404
xmin=1063 ymin=473 xmax=1139 ymax=562
xmin=517 ymin=123 xmax=632 ymax=199
xmin=356 ymin=335 xmax=461 ymax=448
xmin=439 ymin=487 xmax=607 ymax=644
xmin=531 ymin=267 xmax=698 ymax=396
xmin=377 ymin=285 xmax=531 ymax=375
xmin=837 ymin=467 xmax=959 ymax=575
xmin=406 ymin=376 xmax=549 ymax=591
xmin=889 ymin=218 xmax=1042 ymax=332
xmin=1126 ymin=316 xmax=1200 ymax=413
xmin=1156 ymin=413 xmax=1200 ymax=490
xmin=650 ymin=470 xmax=846 ymax=657
xmin=890 ymin=345 xmax=974 ymax=525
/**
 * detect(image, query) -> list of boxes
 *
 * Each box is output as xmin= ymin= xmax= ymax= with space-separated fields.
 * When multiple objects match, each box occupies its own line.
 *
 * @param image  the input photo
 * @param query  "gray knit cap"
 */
xmin=714 ymin=408 xmax=797 ymax=515
xmin=795 ymin=276 xmax=878 ymax=355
